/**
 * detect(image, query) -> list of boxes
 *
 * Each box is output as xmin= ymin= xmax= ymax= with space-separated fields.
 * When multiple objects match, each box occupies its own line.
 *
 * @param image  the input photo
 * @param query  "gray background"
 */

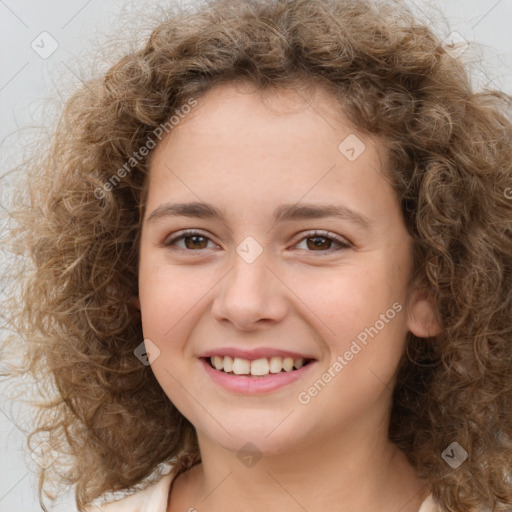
xmin=1 ymin=0 xmax=511 ymax=510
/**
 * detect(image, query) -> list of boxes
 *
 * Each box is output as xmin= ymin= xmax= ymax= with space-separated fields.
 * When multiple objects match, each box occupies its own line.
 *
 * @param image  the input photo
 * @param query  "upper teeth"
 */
xmin=210 ymin=356 xmax=306 ymax=376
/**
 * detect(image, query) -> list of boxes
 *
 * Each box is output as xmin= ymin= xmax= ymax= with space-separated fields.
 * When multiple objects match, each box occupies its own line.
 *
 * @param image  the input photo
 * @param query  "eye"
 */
xmin=293 ymin=230 xmax=351 ymax=254
xmin=163 ymin=229 xmax=218 ymax=251
xmin=163 ymin=229 xmax=351 ymax=254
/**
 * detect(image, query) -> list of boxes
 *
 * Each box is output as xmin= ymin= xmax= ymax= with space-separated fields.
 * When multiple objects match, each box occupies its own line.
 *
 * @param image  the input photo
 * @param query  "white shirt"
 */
xmin=85 ymin=466 xmax=441 ymax=512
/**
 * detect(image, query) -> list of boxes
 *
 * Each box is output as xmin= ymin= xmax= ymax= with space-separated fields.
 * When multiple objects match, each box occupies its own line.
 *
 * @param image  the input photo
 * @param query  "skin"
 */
xmin=134 ymin=81 xmax=441 ymax=512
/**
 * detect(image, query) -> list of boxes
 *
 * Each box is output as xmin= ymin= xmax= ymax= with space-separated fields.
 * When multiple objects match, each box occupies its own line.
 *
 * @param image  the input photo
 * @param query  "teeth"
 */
xmin=209 ymin=355 xmax=309 ymax=376
xmin=293 ymin=358 xmax=305 ymax=369
xmin=232 ymin=357 xmax=250 ymax=375
xmin=223 ymin=356 xmax=233 ymax=373
xmin=282 ymin=357 xmax=294 ymax=372
xmin=250 ymin=358 xmax=269 ymax=376
xmin=269 ymin=356 xmax=283 ymax=373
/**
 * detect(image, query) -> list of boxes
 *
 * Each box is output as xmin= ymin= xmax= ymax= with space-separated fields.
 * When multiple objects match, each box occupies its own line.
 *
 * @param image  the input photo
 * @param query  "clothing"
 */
xmin=84 ymin=468 xmax=177 ymax=512
xmin=84 ymin=467 xmax=440 ymax=512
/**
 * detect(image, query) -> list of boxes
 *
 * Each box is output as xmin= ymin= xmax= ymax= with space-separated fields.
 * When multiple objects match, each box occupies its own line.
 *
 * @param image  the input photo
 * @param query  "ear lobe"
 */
xmin=129 ymin=295 xmax=141 ymax=311
xmin=406 ymin=287 xmax=441 ymax=338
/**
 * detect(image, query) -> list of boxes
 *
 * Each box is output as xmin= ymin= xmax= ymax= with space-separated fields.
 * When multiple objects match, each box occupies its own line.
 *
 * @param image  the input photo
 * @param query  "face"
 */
xmin=136 ymin=82 xmax=439 ymax=455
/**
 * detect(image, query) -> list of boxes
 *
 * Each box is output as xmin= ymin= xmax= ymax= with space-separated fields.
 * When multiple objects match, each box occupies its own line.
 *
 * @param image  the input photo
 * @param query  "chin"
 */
xmin=197 ymin=417 xmax=312 ymax=457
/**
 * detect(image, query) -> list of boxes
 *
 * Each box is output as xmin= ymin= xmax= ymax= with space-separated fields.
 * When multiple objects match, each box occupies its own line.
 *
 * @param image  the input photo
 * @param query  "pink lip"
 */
xmin=199 ymin=357 xmax=317 ymax=394
xmin=198 ymin=347 xmax=315 ymax=361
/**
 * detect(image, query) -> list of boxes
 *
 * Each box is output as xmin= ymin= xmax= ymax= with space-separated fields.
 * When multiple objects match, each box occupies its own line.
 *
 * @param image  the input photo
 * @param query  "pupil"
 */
xmin=185 ymin=235 xmax=206 ymax=249
xmin=308 ymin=236 xmax=330 ymax=250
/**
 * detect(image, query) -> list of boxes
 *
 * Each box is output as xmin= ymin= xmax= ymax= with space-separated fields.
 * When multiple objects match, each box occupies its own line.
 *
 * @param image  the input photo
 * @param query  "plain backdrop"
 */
xmin=1 ymin=0 xmax=511 ymax=510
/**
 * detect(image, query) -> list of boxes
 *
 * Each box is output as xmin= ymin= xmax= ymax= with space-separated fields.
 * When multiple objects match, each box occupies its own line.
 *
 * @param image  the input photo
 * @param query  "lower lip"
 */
xmin=200 ymin=358 xmax=316 ymax=394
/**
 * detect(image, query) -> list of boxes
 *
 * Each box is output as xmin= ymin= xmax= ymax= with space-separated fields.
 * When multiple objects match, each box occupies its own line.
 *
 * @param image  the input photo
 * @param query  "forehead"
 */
xmin=157 ymin=82 xmax=366 ymax=144
xmin=149 ymin=81 xmax=388 ymax=175
xmin=146 ymin=82 xmax=395 ymax=221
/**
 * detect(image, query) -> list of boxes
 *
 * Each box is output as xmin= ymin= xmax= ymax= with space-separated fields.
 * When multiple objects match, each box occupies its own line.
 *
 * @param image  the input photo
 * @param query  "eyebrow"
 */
xmin=146 ymin=201 xmax=372 ymax=229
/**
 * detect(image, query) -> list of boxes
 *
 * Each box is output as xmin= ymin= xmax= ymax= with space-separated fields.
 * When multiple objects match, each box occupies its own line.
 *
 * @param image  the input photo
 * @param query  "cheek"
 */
xmin=298 ymin=260 xmax=409 ymax=379
xmin=138 ymin=252 xmax=204 ymax=335
xmin=293 ymin=262 xmax=400 ymax=337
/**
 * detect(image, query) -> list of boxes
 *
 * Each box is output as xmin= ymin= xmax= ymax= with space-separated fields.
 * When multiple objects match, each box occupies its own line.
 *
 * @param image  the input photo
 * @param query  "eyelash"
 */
xmin=163 ymin=229 xmax=351 ymax=254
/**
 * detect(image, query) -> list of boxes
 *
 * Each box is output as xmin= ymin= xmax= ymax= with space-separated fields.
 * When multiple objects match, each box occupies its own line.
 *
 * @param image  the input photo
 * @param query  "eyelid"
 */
xmin=163 ymin=229 xmax=352 ymax=253
xmin=163 ymin=229 xmax=218 ymax=248
xmin=292 ymin=229 xmax=352 ymax=251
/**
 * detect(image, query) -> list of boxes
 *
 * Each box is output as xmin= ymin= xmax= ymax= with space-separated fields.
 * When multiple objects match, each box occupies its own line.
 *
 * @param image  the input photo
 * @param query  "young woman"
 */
xmin=3 ymin=0 xmax=511 ymax=511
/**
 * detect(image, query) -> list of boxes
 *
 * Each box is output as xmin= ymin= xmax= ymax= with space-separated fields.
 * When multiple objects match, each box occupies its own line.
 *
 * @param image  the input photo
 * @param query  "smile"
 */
xmin=200 ymin=355 xmax=317 ymax=394
xmin=208 ymin=355 xmax=310 ymax=377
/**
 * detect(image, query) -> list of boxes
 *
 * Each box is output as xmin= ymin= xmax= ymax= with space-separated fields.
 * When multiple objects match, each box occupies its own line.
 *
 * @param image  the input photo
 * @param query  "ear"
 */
xmin=406 ymin=287 xmax=441 ymax=338
xmin=128 ymin=295 xmax=141 ymax=311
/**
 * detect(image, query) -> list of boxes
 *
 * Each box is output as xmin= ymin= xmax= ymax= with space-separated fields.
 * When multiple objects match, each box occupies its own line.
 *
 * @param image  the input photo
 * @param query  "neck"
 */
xmin=169 ymin=407 xmax=430 ymax=512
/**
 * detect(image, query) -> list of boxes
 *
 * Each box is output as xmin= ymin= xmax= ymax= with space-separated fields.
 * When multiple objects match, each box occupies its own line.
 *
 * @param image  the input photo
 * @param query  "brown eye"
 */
xmin=163 ymin=229 xmax=351 ymax=254
xmin=295 ymin=231 xmax=351 ymax=253
xmin=183 ymin=234 xmax=208 ymax=250
xmin=306 ymin=235 xmax=334 ymax=251
xmin=164 ymin=230 xmax=216 ymax=251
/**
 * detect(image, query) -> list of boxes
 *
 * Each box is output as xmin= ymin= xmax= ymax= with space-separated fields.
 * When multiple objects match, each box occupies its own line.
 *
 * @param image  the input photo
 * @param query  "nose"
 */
xmin=211 ymin=249 xmax=289 ymax=332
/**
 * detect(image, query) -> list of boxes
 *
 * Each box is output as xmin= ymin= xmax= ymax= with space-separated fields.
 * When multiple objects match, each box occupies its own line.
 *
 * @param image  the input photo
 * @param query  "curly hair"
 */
xmin=2 ymin=0 xmax=512 ymax=510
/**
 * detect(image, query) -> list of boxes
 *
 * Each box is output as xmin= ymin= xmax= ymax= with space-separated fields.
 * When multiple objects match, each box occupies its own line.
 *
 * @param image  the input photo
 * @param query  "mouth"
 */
xmin=203 ymin=355 xmax=315 ymax=378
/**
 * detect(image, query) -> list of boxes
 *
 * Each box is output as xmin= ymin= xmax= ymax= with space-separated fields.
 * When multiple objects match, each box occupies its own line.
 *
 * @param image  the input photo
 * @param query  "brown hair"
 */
xmin=2 ymin=0 xmax=512 ymax=510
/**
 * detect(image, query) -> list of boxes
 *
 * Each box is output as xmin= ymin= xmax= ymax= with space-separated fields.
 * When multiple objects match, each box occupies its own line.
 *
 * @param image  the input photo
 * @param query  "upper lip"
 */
xmin=198 ymin=347 xmax=316 ymax=361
